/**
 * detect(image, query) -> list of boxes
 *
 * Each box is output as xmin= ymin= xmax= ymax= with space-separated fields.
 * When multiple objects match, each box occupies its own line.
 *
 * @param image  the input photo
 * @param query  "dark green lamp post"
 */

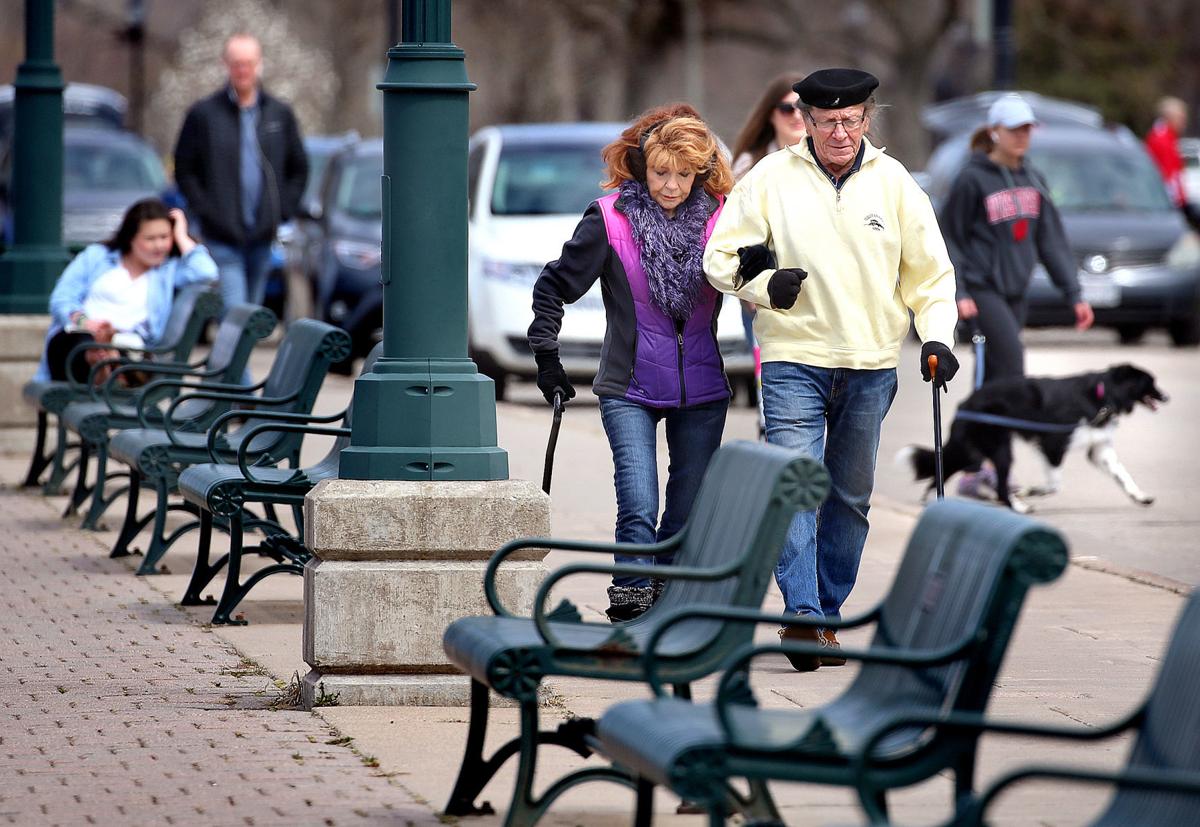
xmin=0 ymin=0 xmax=70 ymax=313
xmin=338 ymin=0 xmax=508 ymax=481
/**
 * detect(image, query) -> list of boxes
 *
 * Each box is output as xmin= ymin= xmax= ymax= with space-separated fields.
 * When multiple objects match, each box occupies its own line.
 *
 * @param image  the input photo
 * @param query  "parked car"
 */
xmin=304 ymin=138 xmax=384 ymax=368
xmin=466 ymin=122 xmax=754 ymax=400
xmin=921 ymin=94 xmax=1200 ymax=347
xmin=0 ymin=125 xmax=167 ymax=254
xmin=271 ymin=131 xmax=360 ymax=324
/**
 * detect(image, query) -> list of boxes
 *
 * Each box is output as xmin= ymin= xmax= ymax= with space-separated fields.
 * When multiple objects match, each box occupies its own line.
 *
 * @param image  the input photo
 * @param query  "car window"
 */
xmin=467 ymin=142 xmax=485 ymax=215
xmin=1030 ymin=147 xmax=1174 ymax=212
xmin=334 ymin=154 xmax=383 ymax=219
xmin=490 ymin=143 xmax=607 ymax=216
xmin=63 ymin=142 xmax=165 ymax=193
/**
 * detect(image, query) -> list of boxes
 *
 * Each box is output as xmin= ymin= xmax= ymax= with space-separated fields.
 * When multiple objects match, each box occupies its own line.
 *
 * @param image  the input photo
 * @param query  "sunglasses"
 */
xmin=774 ymin=103 xmax=802 ymax=116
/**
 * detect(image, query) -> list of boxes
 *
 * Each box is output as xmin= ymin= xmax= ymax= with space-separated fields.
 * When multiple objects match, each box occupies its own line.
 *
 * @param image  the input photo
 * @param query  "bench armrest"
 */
xmin=235 ymin=421 xmax=350 ymax=484
xmin=482 ymin=535 xmax=681 ymax=617
xmin=530 ymin=554 xmax=747 ymax=650
xmin=102 ymin=360 xmax=215 ymax=411
xmin=209 ymin=407 xmax=346 ymax=462
xmin=641 ymin=604 xmax=883 ymax=697
xmin=136 ymin=377 xmax=261 ymax=427
xmin=162 ymin=386 xmax=293 ymax=447
xmin=965 ymin=765 xmax=1200 ymax=827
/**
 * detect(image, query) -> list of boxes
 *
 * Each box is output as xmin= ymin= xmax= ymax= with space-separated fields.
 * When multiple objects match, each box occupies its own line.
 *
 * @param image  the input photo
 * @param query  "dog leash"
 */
xmin=928 ymin=353 xmax=945 ymax=500
xmin=956 ymin=323 xmax=1108 ymax=433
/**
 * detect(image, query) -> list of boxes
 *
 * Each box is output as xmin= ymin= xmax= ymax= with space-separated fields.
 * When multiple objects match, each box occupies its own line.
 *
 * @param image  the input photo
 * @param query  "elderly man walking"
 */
xmin=704 ymin=68 xmax=959 ymax=671
xmin=174 ymin=33 xmax=307 ymax=312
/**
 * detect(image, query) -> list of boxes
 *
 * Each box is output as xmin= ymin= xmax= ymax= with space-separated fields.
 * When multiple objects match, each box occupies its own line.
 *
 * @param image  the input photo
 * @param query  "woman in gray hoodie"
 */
xmin=939 ymin=94 xmax=1094 ymax=383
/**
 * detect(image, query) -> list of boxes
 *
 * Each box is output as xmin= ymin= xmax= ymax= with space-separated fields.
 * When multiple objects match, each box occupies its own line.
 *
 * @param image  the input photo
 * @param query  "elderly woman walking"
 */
xmin=527 ymin=104 xmax=735 ymax=622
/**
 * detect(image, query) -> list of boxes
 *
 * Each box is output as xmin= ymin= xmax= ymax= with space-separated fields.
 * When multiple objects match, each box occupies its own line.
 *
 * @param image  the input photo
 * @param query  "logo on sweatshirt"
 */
xmin=864 ymin=212 xmax=885 ymax=231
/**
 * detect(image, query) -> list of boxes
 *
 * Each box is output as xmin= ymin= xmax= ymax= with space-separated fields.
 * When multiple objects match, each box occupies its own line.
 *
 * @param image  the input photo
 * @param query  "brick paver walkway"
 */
xmin=0 ymin=485 xmax=427 ymax=826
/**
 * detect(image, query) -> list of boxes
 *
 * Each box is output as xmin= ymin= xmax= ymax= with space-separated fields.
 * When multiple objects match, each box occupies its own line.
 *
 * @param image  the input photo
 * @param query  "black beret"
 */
xmin=793 ymin=68 xmax=879 ymax=109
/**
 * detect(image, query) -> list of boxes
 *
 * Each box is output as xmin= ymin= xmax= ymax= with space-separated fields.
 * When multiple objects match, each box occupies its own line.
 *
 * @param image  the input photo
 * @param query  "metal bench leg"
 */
xmin=22 ymin=410 xmax=51 ymax=488
xmin=635 ymin=778 xmax=654 ymax=827
xmin=502 ymin=700 xmax=542 ymax=827
xmin=444 ymin=679 xmax=500 ymax=817
xmin=134 ymin=480 xmax=173 ymax=574
xmin=740 ymin=779 xmax=781 ymax=822
xmin=63 ymin=442 xmax=92 ymax=517
xmin=79 ymin=441 xmax=112 ymax=530
xmin=110 ymin=471 xmax=144 ymax=558
xmin=42 ymin=419 xmax=75 ymax=496
xmin=953 ymin=749 xmax=977 ymax=813
xmin=181 ymin=511 xmax=225 ymax=606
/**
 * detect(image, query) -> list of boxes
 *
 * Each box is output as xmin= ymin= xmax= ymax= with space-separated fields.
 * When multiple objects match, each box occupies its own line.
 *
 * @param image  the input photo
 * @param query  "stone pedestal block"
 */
xmin=301 ymin=478 xmax=550 ymax=708
xmin=0 ymin=315 xmax=47 ymax=453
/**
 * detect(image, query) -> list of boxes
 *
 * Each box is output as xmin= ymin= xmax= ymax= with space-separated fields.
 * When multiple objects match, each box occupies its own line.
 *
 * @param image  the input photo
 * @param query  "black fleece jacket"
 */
xmin=174 ymin=86 xmax=307 ymax=247
xmin=939 ymin=152 xmax=1080 ymax=304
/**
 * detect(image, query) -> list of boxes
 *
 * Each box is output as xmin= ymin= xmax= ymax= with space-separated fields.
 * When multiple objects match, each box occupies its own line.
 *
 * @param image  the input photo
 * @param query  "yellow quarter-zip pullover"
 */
xmin=705 ymin=138 xmax=958 ymax=369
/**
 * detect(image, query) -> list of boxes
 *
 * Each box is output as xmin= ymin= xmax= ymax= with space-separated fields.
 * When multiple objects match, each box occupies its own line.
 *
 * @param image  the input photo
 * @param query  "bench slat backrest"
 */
xmin=639 ymin=442 xmax=829 ymax=676
xmin=826 ymin=500 xmax=1067 ymax=756
xmin=203 ymin=304 xmax=277 ymax=379
xmin=304 ymin=342 xmax=383 ymax=480
xmin=159 ymin=286 xmax=222 ymax=363
xmin=1101 ymin=592 xmax=1200 ymax=823
xmin=236 ymin=319 xmax=350 ymax=457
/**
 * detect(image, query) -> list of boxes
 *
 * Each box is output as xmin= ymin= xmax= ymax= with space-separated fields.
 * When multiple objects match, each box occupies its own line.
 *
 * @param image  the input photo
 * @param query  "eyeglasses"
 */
xmin=806 ymin=113 xmax=867 ymax=134
xmin=774 ymin=103 xmax=802 ymax=116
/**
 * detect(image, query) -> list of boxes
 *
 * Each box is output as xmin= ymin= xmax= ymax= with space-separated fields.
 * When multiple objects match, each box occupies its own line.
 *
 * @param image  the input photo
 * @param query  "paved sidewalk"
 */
xmin=0 ymin=336 xmax=1191 ymax=825
xmin=0 ymin=479 xmax=438 ymax=827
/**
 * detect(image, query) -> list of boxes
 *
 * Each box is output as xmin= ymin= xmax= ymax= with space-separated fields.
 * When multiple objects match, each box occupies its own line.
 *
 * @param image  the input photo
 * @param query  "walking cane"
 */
xmin=542 ymin=390 xmax=565 ymax=494
xmin=928 ymin=354 xmax=945 ymax=500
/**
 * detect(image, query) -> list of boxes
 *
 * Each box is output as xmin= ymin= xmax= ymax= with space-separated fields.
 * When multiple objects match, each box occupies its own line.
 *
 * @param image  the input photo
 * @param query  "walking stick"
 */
xmin=929 ymin=354 xmax=945 ymax=500
xmin=542 ymin=390 xmax=564 ymax=494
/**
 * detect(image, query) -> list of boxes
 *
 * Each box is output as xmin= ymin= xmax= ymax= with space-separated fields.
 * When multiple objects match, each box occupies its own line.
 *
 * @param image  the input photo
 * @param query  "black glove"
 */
xmin=737 ymin=244 xmax=776 ymax=285
xmin=920 ymin=341 xmax=959 ymax=389
xmin=767 ymin=268 xmax=807 ymax=310
xmin=534 ymin=351 xmax=576 ymax=405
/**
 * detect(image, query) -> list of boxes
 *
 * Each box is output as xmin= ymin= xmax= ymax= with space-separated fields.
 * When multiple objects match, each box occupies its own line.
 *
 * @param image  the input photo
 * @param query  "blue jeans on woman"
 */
xmin=760 ymin=362 xmax=898 ymax=620
xmin=598 ymin=396 xmax=729 ymax=587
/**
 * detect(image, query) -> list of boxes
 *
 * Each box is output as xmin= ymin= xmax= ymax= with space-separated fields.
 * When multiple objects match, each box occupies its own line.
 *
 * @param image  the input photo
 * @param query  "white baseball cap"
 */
xmin=988 ymin=94 xmax=1037 ymax=128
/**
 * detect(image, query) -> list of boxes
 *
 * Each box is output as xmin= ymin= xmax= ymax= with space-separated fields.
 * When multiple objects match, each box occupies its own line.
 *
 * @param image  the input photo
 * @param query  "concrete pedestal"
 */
xmin=301 ymin=478 xmax=550 ymax=707
xmin=0 ymin=315 xmax=47 ymax=454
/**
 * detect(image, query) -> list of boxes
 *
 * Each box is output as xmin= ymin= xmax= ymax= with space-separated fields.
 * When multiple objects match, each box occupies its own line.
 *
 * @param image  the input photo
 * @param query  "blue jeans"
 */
xmin=207 ymin=239 xmax=274 ymax=311
xmin=598 ymin=396 xmax=728 ymax=587
xmin=760 ymin=362 xmax=897 ymax=620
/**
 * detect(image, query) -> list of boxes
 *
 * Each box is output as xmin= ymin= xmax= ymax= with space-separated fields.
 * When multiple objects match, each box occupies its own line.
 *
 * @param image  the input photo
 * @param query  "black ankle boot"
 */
xmin=605 ymin=585 xmax=655 ymax=623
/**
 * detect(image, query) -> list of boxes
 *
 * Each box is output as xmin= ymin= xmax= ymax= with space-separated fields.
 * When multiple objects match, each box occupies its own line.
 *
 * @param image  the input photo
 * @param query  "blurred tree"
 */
xmin=1016 ymin=0 xmax=1181 ymax=132
xmin=144 ymin=0 xmax=337 ymax=154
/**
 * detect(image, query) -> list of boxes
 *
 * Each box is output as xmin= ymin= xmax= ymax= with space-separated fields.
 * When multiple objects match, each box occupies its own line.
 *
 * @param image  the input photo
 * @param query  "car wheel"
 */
xmin=491 ymin=371 xmax=508 ymax=402
xmin=1116 ymin=324 xmax=1147 ymax=345
xmin=1168 ymin=313 xmax=1200 ymax=347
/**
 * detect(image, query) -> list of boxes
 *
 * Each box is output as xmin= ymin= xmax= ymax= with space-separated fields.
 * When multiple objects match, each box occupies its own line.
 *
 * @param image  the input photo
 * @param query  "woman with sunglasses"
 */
xmin=527 ymin=104 xmax=735 ymax=622
xmin=730 ymin=72 xmax=808 ymax=180
xmin=728 ymin=73 xmax=808 ymax=406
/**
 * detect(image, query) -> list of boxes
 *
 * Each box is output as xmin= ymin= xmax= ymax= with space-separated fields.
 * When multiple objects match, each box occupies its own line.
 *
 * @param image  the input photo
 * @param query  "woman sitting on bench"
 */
xmin=35 ymin=197 xmax=217 ymax=384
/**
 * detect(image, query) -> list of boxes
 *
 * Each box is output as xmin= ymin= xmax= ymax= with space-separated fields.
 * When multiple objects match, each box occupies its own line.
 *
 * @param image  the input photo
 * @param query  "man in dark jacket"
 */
xmin=174 ymin=33 xmax=307 ymax=311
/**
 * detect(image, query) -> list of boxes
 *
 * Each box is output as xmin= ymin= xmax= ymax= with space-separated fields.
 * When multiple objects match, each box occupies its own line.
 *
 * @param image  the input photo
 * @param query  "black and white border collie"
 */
xmin=900 ymin=363 xmax=1168 ymax=512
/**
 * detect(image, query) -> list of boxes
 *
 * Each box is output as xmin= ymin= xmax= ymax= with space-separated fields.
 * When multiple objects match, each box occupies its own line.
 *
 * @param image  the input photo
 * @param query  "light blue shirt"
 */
xmin=239 ymin=102 xmax=263 ymax=231
xmin=35 ymin=243 xmax=218 ymax=381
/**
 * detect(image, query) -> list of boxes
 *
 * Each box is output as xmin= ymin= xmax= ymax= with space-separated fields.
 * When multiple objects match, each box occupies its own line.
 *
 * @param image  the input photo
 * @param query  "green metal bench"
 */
xmin=851 ymin=589 xmax=1200 ymax=827
xmin=174 ymin=343 xmax=382 ymax=625
xmin=440 ymin=441 xmax=830 ymax=827
xmin=22 ymin=284 xmax=222 ymax=494
xmin=59 ymin=304 xmax=277 ymax=530
xmin=588 ymin=499 xmax=1068 ymax=827
xmin=106 ymin=318 xmax=351 ymax=576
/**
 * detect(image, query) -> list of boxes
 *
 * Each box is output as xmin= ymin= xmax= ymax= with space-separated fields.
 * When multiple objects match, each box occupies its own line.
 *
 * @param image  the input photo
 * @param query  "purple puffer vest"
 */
xmin=598 ymin=192 xmax=730 ymax=408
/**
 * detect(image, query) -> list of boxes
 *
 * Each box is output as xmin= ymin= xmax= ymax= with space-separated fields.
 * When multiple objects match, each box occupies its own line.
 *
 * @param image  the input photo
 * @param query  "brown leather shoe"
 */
xmin=778 ymin=625 xmax=821 ymax=672
xmin=819 ymin=629 xmax=847 ymax=667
